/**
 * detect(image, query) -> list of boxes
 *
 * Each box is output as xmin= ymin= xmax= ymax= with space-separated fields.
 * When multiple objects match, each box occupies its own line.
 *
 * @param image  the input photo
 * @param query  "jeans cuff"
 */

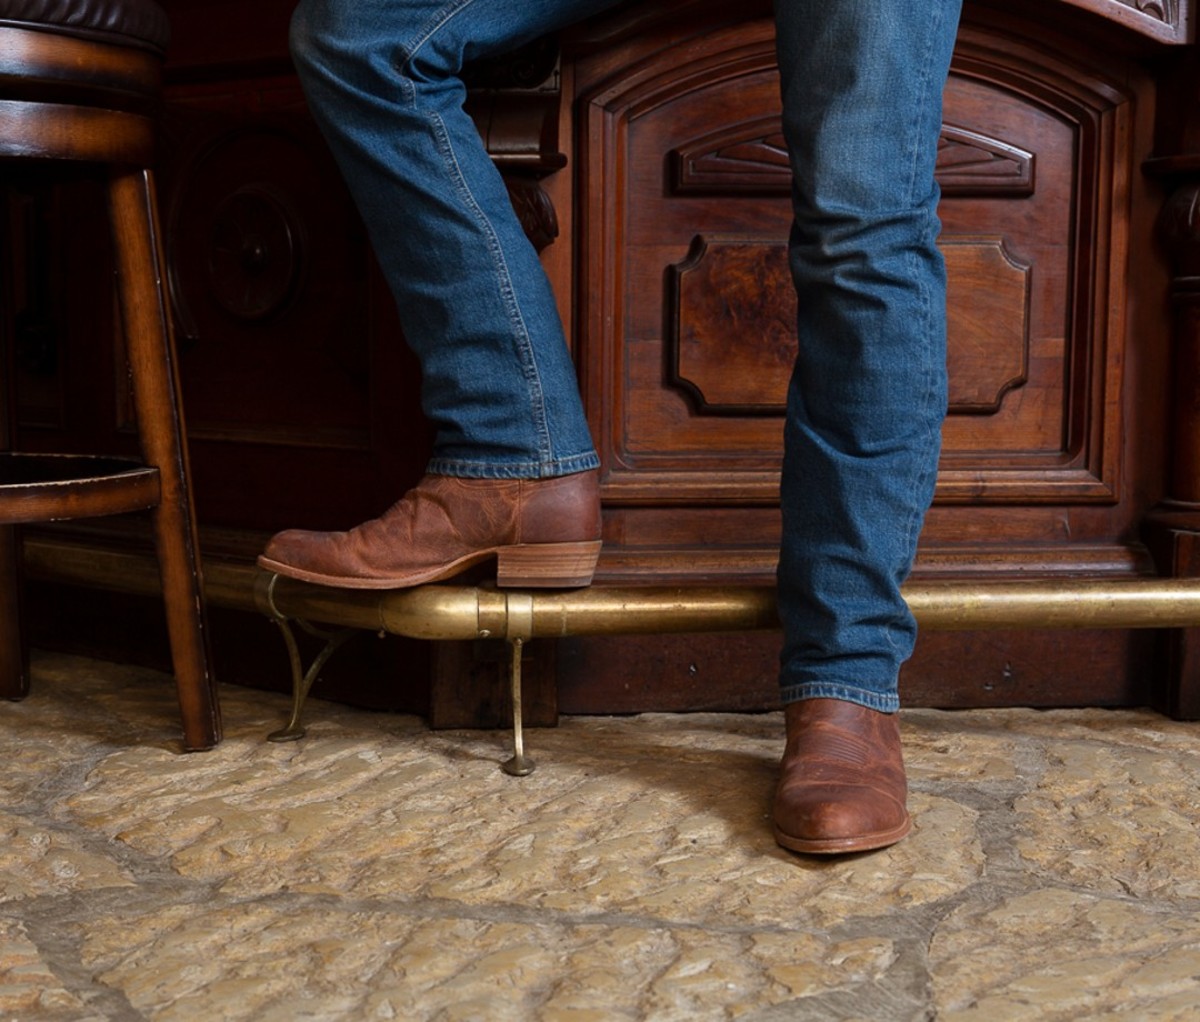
xmin=779 ymin=682 xmax=900 ymax=714
xmin=426 ymin=451 xmax=601 ymax=480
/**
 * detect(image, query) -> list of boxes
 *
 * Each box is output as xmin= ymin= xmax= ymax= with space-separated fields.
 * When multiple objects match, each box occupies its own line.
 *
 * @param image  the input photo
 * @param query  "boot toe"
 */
xmin=257 ymin=528 xmax=347 ymax=581
xmin=261 ymin=529 xmax=311 ymax=563
xmin=259 ymin=529 xmax=322 ymax=568
xmin=773 ymin=783 xmax=910 ymax=854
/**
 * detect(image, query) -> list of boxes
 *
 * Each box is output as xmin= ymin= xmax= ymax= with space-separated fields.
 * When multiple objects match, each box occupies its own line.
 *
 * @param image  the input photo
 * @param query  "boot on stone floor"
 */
xmin=773 ymin=697 xmax=911 ymax=855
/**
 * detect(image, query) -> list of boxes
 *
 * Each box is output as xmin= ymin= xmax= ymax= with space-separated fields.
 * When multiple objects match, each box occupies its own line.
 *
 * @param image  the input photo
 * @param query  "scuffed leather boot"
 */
xmin=258 ymin=470 xmax=601 ymax=589
xmin=773 ymin=697 xmax=911 ymax=855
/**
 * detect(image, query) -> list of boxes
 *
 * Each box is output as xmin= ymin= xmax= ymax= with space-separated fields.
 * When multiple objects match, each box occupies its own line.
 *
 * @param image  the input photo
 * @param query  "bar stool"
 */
xmin=0 ymin=0 xmax=221 ymax=749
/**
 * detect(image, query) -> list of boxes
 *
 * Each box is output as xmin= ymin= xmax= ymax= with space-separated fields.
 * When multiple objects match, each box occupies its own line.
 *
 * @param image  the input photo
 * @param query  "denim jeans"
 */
xmin=773 ymin=0 xmax=962 ymax=711
xmin=289 ymin=0 xmax=963 ymax=710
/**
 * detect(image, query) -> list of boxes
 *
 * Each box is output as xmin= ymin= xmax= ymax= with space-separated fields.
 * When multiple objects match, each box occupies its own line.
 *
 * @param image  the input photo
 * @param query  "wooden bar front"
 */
xmin=7 ymin=0 xmax=1199 ymax=719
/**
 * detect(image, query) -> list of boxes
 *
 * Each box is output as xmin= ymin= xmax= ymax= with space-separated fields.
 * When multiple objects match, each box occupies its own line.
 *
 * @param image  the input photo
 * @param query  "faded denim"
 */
xmin=289 ymin=0 xmax=963 ymax=708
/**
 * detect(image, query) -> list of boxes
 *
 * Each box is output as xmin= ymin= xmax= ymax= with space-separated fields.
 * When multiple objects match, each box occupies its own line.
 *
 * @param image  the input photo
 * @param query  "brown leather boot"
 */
xmin=258 ymin=470 xmax=601 ymax=589
xmin=772 ymin=698 xmax=911 ymax=855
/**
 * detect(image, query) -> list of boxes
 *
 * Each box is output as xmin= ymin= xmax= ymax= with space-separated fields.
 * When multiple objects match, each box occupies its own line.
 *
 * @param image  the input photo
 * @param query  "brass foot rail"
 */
xmin=22 ymin=536 xmax=1200 ymax=771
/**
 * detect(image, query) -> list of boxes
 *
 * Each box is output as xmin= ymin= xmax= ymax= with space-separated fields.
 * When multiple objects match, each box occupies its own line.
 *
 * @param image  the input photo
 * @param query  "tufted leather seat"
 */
xmin=0 ymin=0 xmax=169 ymax=52
xmin=0 ymin=0 xmax=222 ymax=750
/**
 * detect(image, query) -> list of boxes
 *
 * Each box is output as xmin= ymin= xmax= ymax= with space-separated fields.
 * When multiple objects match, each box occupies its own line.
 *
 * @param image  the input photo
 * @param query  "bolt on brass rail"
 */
xmin=23 ymin=536 xmax=1200 ymax=772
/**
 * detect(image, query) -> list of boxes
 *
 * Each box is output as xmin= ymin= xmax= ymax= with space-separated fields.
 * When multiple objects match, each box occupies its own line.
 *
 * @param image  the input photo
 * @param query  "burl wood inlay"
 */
xmin=669 ymin=234 xmax=1030 ymax=416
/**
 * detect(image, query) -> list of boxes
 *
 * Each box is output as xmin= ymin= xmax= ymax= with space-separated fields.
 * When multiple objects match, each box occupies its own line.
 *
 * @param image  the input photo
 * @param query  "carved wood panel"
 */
xmin=574 ymin=11 xmax=1143 ymax=548
xmin=155 ymin=77 xmax=432 ymax=533
xmin=162 ymin=87 xmax=373 ymax=449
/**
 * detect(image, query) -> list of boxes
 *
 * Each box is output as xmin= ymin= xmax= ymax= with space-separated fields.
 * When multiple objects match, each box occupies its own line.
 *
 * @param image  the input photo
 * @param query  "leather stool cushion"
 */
xmin=0 ymin=0 xmax=169 ymax=52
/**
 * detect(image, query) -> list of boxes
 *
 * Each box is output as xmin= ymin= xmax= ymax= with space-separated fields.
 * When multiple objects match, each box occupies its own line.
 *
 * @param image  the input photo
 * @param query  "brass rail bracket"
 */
xmin=502 ymin=636 xmax=534 ymax=777
xmin=256 ymin=573 xmax=541 ymax=773
xmin=262 ymin=573 xmax=361 ymax=743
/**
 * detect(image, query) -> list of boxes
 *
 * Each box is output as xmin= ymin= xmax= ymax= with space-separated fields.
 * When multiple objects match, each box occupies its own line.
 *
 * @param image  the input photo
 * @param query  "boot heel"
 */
xmin=496 ymin=541 xmax=601 ymax=588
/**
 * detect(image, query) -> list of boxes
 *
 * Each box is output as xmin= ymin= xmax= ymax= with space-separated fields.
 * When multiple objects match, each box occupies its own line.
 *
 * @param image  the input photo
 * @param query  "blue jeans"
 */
xmin=289 ymin=0 xmax=963 ymax=710
xmin=774 ymin=0 xmax=961 ymax=711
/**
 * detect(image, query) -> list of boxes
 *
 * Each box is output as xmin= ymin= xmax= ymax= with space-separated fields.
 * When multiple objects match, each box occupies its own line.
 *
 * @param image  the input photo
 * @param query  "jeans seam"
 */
xmin=403 ymin=0 xmax=557 ymax=465
xmin=885 ymin=239 xmax=938 ymax=657
xmin=903 ymin=2 xmax=944 ymax=206
xmin=426 ymin=108 xmax=556 ymax=464
xmin=397 ymin=0 xmax=475 ymax=79
xmin=884 ymin=1 xmax=950 ymax=655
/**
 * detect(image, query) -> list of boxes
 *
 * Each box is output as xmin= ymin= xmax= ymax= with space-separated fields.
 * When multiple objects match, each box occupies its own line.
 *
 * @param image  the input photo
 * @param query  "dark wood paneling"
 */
xmin=573 ymin=9 xmax=1151 ymax=518
xmin=9 ymin=0 xmax=1197 ymax=719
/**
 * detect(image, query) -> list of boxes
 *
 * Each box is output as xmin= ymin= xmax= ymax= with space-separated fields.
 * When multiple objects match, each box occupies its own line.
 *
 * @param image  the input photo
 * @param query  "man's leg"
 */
xmin=772 ymin=0 xmax=963 ymax=853
xmin=261 ymin=0 xmax=620 ymax=589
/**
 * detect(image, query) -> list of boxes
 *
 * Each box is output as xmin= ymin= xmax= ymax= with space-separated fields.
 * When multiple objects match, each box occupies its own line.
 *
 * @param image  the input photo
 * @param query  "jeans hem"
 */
xmin=779 ymin=683 xmax=900 ymax=714
xmin=426 ymin=451 xmax=601 ymax=480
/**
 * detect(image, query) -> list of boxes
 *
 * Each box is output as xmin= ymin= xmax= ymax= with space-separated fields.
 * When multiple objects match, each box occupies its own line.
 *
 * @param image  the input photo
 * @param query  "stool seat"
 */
xmin=0 ymin=0 xmax=221 ymax=750
xmin=0 ymin=0 xmax=169 ymax=52
xmin=0 ymin=453 xmax=159 ymax=523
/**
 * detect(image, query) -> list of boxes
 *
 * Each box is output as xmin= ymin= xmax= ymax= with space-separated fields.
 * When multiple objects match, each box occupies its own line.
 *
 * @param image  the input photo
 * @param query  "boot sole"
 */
xmin=257 ymin=540 xmax=602 ymax=591
xmin=773 ymin=814 xmax=912 ymax=856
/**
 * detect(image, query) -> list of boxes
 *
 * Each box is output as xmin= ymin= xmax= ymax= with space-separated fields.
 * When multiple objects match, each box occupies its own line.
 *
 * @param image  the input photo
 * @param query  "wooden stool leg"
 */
xmin=108 ymin=168 xmax=221 ymax=750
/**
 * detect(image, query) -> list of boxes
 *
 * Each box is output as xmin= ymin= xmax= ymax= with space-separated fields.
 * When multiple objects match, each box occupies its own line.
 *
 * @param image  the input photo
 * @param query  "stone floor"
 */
xmin=2 ymin=652 xmax=1199 ymax=1021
